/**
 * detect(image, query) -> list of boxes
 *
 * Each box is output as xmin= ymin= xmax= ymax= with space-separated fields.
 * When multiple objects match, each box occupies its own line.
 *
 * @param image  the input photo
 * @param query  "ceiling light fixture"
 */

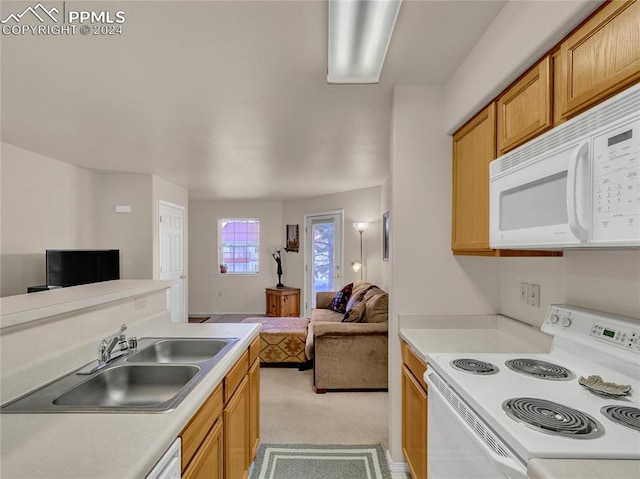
xmin=328 ymin=0 xmax=402 ymax=84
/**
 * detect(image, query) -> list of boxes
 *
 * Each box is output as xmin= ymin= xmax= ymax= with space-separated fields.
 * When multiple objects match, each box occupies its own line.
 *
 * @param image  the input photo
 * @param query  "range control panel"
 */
xmin=590 ymin=322 xmax=640 ymax=352
xmin=543 ymin=304 xmax=640 ymax=354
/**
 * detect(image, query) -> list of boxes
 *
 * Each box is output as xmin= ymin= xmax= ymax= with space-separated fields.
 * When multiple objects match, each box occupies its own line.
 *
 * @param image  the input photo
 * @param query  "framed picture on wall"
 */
xmin=383 ymin=212 xmax=389 ymax=261
xmin=285 ymin=224 xmax=299 ymax=252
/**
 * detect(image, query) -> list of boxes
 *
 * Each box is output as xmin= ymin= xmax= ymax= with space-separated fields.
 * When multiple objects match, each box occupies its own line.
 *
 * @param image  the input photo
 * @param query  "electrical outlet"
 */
xmin=529 ymin=284 xmax=540 ymax=308
xmin=520 ymin=283 xmax=529 ymax=304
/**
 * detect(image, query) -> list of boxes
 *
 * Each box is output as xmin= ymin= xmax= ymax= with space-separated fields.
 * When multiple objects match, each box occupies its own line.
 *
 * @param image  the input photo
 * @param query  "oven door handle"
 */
xmin=426 ymin=371 xmax=527 ymax=479
xmin=566 ymin=140 xmax=589 ymax=242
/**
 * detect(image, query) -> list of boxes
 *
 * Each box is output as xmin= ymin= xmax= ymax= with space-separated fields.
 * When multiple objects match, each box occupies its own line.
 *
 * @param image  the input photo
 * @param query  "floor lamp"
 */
xmin=351 ymin=222 xmax=369 ymax=280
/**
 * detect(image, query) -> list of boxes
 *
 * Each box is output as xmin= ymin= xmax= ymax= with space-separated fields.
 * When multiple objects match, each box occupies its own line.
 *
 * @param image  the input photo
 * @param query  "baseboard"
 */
xmin=385 ymin=449 xmax=409 ymax=473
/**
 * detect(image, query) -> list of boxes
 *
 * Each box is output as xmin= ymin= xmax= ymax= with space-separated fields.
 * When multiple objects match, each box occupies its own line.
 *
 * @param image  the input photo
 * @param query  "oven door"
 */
xmin=489 ymin=139 xmax=591 ymax=249
xmin=425 ymin=369 xmax=527 ymax=479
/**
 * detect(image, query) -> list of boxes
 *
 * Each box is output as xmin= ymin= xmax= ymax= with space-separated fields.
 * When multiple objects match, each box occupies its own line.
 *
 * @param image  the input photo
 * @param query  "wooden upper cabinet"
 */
xmin=497 ymin=56 xmax=553 ymax=155
xmin=452 ymin=103 xmax=497 ymax=254
xmin=558 ymin=0 xmax=640 ymax=119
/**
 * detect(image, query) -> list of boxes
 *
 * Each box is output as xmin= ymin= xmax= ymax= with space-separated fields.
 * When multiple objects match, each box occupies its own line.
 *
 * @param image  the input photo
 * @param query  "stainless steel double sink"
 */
xmin=1 ymin=337 xmax=239 ymax=413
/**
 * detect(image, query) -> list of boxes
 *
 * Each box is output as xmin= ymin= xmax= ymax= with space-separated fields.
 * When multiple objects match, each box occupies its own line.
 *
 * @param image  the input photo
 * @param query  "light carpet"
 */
xmin=249 ymin=444 xmax=392 ymax=479
xmin=259 ymin=367 xmax=389 ymax=448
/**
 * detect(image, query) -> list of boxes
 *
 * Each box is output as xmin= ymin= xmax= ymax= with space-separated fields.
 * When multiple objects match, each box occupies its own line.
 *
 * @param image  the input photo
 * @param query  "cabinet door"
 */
xmin=224 ymin=376 xmax=250 ymax=479
xmin=180 ymin=385 xmax=223 ymax=473
xmin=559 ymin=0 xmax=640 ymax=119
xmin=452 ymin=103 xmax=497 ymax=254
xmin=280 ymin=292 xmax=298 ymax=317
xmin=290 ymin=291 xmax=300 ymax=316
xmin=266 ymin=291 xmax=279 ymax=317
xmin=248 ymin=359 xmax=260 ymax=463
xmin=497 ymin=56 xmax=552 ymax=155
xmin=402 ymin=365 xmax=428 ymax=479
xmin=182 ymin=419 xmax=223 ymax=479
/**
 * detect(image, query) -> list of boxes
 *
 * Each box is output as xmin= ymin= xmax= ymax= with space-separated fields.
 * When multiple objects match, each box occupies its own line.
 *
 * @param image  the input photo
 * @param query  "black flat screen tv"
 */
xmin=46 ymin=250 xmax=120 ymax=287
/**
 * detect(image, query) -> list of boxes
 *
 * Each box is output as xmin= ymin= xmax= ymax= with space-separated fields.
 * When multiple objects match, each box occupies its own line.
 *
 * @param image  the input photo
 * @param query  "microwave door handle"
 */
xmin=566 ymin=140 xmax=589 ymax=242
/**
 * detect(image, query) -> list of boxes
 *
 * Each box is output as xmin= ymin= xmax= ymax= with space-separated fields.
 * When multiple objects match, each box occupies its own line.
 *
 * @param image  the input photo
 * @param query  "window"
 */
xmin=219 ymin=218 xmax=260 ymax=274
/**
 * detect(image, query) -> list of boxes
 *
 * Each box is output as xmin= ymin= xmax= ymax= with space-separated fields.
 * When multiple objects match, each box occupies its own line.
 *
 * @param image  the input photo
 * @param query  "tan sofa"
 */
xmin=305 ymin=281 xmax=388 ymax=392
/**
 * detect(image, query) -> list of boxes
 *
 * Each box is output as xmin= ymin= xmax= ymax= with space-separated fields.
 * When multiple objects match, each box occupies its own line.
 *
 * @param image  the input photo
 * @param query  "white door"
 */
xmin=304 ymin=211 xmax=343 ymax=317
xmin=159 ymin=202 xmax=186 ymax=322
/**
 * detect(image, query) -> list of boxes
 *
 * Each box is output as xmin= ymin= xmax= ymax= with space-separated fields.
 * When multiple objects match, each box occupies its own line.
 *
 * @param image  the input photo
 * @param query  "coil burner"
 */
xmin=601 ymin=405 xmax=640 ymax=433
xmin=503 ymin=397 xmax=604 ymax=439
xmin=450 ymin=359 xmax=499 ymax=375
xmin=505 ymin=359 xmax=574 ymax=381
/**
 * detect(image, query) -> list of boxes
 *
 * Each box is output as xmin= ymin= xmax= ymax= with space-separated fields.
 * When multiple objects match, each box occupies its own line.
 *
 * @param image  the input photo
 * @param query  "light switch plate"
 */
xmin=520 ymin=283 xmax=529 ymax=304
xmin=529 ymin=284 xmax=540 ymax=307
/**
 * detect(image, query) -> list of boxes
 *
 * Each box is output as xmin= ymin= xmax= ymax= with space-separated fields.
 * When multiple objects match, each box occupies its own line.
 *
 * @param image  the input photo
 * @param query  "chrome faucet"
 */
xmin=77 ymin=324 xmax=132 ymax=375
xmin=98 ymin=324 xmax=128 ymax=365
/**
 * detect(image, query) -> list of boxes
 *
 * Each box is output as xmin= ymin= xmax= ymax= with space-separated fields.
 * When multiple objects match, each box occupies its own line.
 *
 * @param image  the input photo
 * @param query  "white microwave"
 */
xmin=490 ymin=83 xmax=640 ymax=249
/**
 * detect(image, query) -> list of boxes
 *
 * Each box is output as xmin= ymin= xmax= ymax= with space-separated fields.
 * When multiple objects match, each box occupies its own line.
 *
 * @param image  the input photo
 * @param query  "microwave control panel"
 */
xmin=592 ymin=118 xmax=640 ymax=243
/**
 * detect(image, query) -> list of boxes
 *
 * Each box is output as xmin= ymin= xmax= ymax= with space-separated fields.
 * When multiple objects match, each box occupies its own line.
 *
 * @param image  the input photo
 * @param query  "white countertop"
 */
xmin=0 ymin=322 xmax=260 ymax=479
xmin=400 ymin=316 xmax=552 ymax=362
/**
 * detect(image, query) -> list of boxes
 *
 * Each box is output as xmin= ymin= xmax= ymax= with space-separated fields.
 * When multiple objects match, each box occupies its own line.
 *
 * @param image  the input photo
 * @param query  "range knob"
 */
xmin=550 ymin=313 xmax=560 ymax=324
xmin=561 ymin=316 xmax=572 ymax=327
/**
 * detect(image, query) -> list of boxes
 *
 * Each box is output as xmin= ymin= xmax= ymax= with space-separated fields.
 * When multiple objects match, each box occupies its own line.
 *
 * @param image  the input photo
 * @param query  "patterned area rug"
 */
xmin=249 ymin=444 xmax=392 ymax=479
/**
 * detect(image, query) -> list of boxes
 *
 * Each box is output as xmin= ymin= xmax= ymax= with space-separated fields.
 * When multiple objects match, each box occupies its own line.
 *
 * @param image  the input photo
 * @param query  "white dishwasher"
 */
xmin=146 ymin=438 xmax=181 ymax=479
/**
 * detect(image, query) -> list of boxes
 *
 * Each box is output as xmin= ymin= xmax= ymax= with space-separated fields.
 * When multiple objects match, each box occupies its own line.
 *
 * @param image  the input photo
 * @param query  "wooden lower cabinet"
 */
xmin=248 ymin=357 xmax=260 ymax=461
xmin=401 ymin=342 xmax=428 ymax=479
xmin=180 ymin=384 xmax=224 ymax=476
xmin=225 ymin=376 xmax=250 ymax=479
xmin=177 ymin=336 xmax=261 ymax=479
xmin=183 ymin=419 xmax=224 ymax=479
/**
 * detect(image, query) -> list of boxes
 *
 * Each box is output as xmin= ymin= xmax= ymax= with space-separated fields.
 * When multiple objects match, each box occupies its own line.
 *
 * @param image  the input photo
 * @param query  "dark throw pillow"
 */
xmin=327 ymin=283 xmax=353 ymax=314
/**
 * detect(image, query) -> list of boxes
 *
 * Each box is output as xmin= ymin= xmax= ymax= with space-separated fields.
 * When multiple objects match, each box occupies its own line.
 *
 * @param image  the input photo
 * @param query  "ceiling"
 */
xmin=1 ymin=0 xmax=506 ymax=200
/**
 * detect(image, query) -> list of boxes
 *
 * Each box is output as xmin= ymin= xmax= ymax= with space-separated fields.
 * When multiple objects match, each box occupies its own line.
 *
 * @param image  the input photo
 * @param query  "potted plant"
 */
xmin=219 ymin=264 xmax=228 ymax=274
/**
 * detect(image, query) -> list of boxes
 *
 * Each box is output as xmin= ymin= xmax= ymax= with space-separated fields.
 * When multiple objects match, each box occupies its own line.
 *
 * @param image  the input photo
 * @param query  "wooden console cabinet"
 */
xmin=265 ymin=287 xmax=300 ymax=317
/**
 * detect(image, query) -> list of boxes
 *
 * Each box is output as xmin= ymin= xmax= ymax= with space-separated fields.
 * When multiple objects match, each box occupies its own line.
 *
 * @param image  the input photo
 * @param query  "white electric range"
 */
xmin=425 ymin=305 xmax=640 ymax=479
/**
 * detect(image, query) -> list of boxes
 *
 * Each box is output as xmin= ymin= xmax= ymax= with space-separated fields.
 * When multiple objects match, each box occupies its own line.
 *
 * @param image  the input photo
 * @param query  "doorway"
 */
xmin=304 ymin=211 xmax=343 ymax=317
xmin=159 ymin=201 xmax=186 ymax=322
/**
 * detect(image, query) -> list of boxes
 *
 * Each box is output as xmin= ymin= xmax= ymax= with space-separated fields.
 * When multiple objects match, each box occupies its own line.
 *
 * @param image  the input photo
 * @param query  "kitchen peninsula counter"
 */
xmin=0 ymin=280 xmax=260 ymax=478
xmin=0 ymin=322 xmax=260 ymax=478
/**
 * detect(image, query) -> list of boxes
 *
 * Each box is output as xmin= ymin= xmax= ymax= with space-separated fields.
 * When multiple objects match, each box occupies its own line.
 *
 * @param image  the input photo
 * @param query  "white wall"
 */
xmin=563 ymin=250 xmax=640 ymax=318
xmin=388 ymin=86 xmax=501 ymax=463
xmin=188 ymin=187 xmax=387 ymax=316
xmin=498 ymin=257 xmax=565 ymax=328
xmin=1 ymin=143 xmax=97 ymax=296
xmin=1 ymin=142 xmax=188 ymax=297
xmin=95 ymin=173 xmax=154 ymax=279
xmin=444 ymin=0 xmax=602 ymax=133
xmin=498 ymin=251 xmax=640 ymax=329
xmin=282 ymin=185 xmax=386 ymax=314
xmin=188 ymin=199 xmax=284 ymax=315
